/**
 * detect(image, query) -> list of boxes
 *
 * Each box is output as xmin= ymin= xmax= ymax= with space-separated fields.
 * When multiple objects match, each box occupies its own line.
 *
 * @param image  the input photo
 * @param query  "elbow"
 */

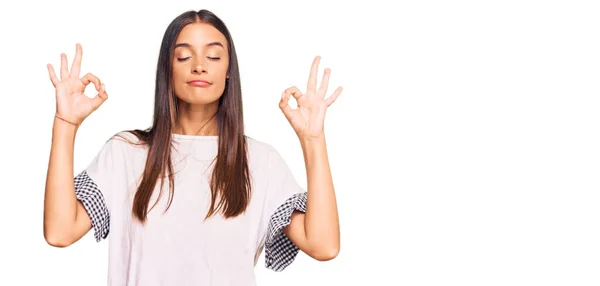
xmin=44 ymin=228 xmax=74 ymax=248
xmin=313 ymin=245 xmax=340 ymax=261
xmin=45 ymin=235 xmax=72 ymax=248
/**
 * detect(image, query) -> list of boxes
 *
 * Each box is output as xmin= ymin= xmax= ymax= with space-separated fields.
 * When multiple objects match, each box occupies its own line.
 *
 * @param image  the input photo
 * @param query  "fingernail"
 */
xmin=102 ymin=83 xmax=106 ymax=92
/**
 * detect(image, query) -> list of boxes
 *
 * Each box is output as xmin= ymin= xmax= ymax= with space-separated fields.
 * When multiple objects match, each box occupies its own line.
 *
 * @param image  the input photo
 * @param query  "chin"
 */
xmin=179 ymin=94 xmax=222 ymax=105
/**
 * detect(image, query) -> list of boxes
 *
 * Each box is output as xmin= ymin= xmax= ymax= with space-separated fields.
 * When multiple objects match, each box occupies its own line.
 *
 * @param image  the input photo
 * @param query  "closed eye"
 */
xmin=176 ymin=57 xmax=221 ymax=62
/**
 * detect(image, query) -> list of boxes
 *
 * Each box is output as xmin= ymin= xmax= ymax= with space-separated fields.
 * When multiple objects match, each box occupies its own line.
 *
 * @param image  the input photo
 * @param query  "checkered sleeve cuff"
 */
xmin=265 ymin=192 xmax=307 ymax=271
xmin=74 ymin=170 xmax=110 ymax=242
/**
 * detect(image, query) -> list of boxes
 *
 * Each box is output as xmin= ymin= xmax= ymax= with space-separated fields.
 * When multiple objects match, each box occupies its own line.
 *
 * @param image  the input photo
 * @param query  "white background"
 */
xmin=1 ymin=0 xmax=599 ymax=285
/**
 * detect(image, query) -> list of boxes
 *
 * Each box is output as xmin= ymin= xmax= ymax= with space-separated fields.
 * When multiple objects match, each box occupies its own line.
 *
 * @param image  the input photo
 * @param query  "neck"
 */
xmin=173 ymin=101 xmax=219 ymax=136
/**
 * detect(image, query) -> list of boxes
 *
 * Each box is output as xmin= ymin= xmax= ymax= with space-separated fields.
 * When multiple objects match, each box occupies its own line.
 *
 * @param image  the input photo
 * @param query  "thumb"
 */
xmin=92 ymin=83 xmax=108 ymax=110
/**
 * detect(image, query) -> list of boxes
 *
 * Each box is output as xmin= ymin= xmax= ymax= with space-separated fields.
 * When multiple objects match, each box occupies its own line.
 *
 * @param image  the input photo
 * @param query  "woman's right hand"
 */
xmin=47 ymin=43 xmax=108 ymax=125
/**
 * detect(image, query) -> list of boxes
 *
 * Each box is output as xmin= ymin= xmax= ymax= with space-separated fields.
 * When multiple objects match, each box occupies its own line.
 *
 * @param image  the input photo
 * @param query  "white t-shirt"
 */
xmin=74 ymin=131 xmax=308 ymax=286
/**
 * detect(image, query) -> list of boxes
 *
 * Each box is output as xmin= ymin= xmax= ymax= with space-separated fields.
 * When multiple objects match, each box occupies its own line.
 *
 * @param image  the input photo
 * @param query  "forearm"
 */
xmin=43 ymin=117 xmax=79 ymax=244
xmin=301 ymin=134 xmax=340 ymax=255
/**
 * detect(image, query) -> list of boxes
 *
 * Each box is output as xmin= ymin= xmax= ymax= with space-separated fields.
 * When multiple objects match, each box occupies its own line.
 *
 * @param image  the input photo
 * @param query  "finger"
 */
xmin=307 ymin=56 xmax=320 ymax=92
xmin=284 ymin=86 xmax=304 ymax=102
xmin=91 ymin=83 xmax=108 ymax=110
xmin=80 ymin=73 xmax=102 ymax=91
xmin=324 ymin=86 xmax=343 ymax=107
xmin=47 ymin=64 xmax=59 ymax=87
xmin=279 ymin=90 xmax=293 ymax=119
xmin=60 ymin=53 xmax=69 ymax=81
xmin=318 ymin=68 xmax=331 ymax=97
xmin=70 ymin=43 xmax=82 ymax=78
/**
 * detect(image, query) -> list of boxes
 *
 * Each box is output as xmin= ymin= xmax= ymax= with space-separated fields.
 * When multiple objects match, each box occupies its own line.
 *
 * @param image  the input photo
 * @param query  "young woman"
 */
xmin=43 ymin=9 xmax=342 ymax=285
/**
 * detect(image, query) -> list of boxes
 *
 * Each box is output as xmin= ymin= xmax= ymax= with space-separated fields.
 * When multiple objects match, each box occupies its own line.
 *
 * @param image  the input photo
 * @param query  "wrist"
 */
xmin=54 ymin=113 xmax=80 ymax=126
xmin=53 ymin=116 xmax=79 ymax=134
xmin=300 ymin=133 xmax=326 ymax=145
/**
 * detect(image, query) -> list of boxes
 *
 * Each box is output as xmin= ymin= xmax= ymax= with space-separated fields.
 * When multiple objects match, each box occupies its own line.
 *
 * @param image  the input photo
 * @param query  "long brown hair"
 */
xmin=116 ymin=9 xmax=251 ymax=224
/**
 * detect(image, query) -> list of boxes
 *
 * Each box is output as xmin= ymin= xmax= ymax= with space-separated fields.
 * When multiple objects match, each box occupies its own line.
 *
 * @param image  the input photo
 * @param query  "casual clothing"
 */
xmin=74 ymin=131 xmax=307 ymax=286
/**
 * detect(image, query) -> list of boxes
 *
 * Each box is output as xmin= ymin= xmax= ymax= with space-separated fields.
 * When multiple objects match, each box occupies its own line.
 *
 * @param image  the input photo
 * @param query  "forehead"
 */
xmin=175 ymin=22 xmax=228 ymax=50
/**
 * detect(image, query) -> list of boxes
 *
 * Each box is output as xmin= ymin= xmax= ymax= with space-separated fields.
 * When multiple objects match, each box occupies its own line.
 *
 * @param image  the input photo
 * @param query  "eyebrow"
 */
xmin=174 ymin=41 xmax=224 ymax=49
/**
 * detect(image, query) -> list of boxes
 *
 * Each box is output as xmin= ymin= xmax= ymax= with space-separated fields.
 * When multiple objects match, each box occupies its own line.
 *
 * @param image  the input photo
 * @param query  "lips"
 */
xmin=188 ymin=80 xmax=211 ymax=87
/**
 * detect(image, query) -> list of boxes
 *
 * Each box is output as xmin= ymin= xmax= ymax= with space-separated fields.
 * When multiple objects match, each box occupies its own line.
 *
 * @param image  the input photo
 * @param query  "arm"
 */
xmin=43 ymin=118 xmax=92 ymax=247
xmin=278 ymin=56 xmax=343 ymax=261
xmin=283 ymin=135 xmax=340 ymax=261
xmin=43 ymin=43 xmax=108 ymax=247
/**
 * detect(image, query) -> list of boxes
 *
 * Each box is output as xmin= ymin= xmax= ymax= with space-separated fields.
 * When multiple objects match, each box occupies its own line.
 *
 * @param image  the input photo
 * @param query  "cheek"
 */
xmin=217 ymin=63 xmax=230 ymax=80
xmin=172 ymin=67 xmax=184 ymax=81
xmin=171 ymin=70 xmax=188 ymax=95
xmin=217 ymin=59 xmax=229 ymax=72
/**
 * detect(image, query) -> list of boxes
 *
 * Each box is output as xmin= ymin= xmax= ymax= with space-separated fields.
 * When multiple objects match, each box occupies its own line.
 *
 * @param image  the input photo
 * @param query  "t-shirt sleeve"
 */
xmin=74 ymin=135 xmax=124 ymax=242
xmin=263 ymin=145 xmax=308 ymax=271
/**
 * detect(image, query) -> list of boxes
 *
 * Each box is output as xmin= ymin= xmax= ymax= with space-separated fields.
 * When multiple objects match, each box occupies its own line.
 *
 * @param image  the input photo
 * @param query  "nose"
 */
xmin=192 ymin=58 xmax=206 ymax=74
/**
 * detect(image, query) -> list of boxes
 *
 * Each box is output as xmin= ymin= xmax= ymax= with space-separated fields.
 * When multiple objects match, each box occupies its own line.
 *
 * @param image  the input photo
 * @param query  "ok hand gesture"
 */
xmin=279 ymin=56 xmax=343 ymax=141
xmin=47 ymin=43 xmax=108 ymax=126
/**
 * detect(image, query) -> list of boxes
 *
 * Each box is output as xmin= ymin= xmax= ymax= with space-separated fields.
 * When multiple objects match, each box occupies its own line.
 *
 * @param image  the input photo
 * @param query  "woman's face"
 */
xmin=172 ymin=22 xmax=229 ymax=105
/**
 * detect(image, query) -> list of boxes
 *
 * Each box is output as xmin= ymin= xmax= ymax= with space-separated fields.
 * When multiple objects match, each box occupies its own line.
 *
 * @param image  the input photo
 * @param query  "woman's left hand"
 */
xmin=280 ymin=56 xmax=343 ymax=141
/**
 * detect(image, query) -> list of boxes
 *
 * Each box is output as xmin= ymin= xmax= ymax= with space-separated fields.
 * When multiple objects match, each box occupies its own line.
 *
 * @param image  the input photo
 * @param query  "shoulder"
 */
xmin=245 ymin=136 xmax=291 ymax=171
xmin=105 ymin=130 xmax=148 ymax=151
xmin=91 ymin=130 xmax=148 ymax=161
xmin=245 ymin=136 xmax=283 ymax=165
xmin=246 ymin=136 xmax=276 ymax=156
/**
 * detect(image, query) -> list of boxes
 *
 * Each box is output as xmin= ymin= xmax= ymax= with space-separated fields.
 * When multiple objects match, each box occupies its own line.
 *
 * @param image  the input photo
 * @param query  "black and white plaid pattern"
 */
xmin=74 ymin=170 xmax=110 ymax=242
xmin=265 ymin=192 xmax=308 ymax=271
